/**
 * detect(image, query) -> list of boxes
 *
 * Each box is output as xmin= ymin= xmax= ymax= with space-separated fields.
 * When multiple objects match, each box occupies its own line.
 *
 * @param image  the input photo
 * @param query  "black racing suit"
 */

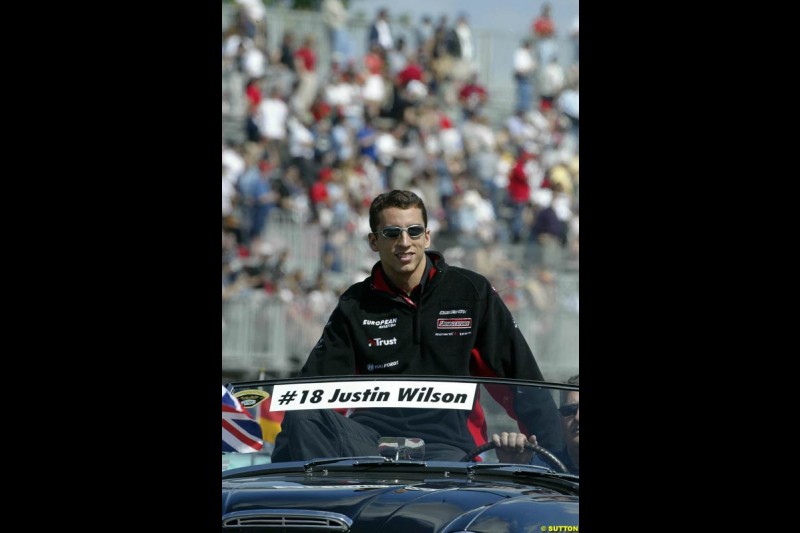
xmin=275 ymin=251 xmax=563 ymax=459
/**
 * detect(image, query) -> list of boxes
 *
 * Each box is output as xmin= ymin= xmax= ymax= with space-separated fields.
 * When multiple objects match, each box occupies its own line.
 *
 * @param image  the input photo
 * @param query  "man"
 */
xmin=321 ymin=0 xmax=350 ymax=64
xmin=494 ymin=374 xmax=579 ymax=474
xmin=367 ymin=8 xmax=394 ymax=53
xmin=512 ymin=38 xmax=537 ymax=114
xmin=272 ymin=190 xmax=561 ymax=461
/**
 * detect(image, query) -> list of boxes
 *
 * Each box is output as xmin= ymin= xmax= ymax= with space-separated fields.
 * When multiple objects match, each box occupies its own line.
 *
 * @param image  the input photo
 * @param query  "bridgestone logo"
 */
xmin=437 ymin=318 xmax=472 ymax=329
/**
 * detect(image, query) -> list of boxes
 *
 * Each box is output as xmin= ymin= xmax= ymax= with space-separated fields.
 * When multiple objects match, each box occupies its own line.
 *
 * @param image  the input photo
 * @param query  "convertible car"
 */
xmin=222 ymin=375 xmax=578 ymax=532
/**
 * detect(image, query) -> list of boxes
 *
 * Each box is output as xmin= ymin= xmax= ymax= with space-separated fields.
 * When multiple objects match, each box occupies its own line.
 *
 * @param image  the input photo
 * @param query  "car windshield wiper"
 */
xmin=303 ymin=456 xmax=428 ymax=471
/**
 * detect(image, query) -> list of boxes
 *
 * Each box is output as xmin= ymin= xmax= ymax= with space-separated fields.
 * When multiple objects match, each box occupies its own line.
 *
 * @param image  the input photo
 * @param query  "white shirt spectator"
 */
xmin=321 ymin=0 xmax=348 ymax=29
xmin=455 ymin=21 xmax=474 ymax=62
xmin=222 ymin=34 xmax=248 ymax=59
xmin=362 ymin=73 xmax=386 ymax=104
xmin=375 ymin=130 xmax=398 ymax=167
xmin=325 ymin=79 xmax=359 ymax=108
xmin=558 ymin=88 xmax=579 ymax=120
xmin=524 ymin=158 xmax=545 ymax=191
xmin=242 ymin=46 xmax=267 ymax=79
xmin=513 ymin=45 xmax=536 ymax=77
xmin=236 ymin=0 xmax=265 ymax=23
xmin=439 ymin=127 xmax=463 ymax=157
xmin=222 ymin=176 xmax=236 ymax=217
xmin=375 ymin=20 xmax=394 ymax=50
xmin=222 ymin=145 xmax=245 ymax=185
xmin=287 ymin=116 xmax=314 ymax=159
xmin=539 ymin=61 xmax=565 ymax=97
xmin=255 ymin=96 xmax=289 ymax=141
xmin=552 ymin=192 xmax=573 ymax=221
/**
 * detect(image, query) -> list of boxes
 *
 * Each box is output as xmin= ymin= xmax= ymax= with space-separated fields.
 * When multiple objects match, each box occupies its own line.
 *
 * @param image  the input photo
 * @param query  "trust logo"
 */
xmin=368 ymin=337 xmax=398 ymax=347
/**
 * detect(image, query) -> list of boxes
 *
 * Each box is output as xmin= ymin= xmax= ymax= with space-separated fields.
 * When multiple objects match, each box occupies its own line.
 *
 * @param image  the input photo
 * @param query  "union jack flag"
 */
xmin=222 ymin=386 xmax=264 ymax=453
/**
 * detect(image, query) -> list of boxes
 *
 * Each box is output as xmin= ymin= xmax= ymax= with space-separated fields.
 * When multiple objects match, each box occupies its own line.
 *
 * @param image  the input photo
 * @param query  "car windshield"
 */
xmin=223 ymin=375 xmax=579 ymax=477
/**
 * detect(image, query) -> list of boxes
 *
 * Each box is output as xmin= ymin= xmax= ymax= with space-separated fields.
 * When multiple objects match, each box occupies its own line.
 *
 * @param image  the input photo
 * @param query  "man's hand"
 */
xmin=492 ymin=432 xmax=538 ymax=464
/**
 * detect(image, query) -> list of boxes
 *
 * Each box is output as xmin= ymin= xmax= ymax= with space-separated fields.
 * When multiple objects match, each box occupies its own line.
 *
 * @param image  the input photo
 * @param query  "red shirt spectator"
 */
xmin=533 ymin=17 xmax=554 ymax=38
xmin=310 ymin=169 xmax=331 ymax=205
xmin=364 ymin=45 xmax=384 ymax=75
xmin=532 ymin=3 xmax=555 ymax=38
xmin=311 ymin=98 xmax=332 ymax=121
xmin=397 ymin=61 xmax=424 ymax=87
xmin=458 ymin=75 xmax=488 ymax=114
xmin=245 ymin=79 xmax=262 ymax=109
xmin=508 ymin=152 xmax=533 ymax=204
xmin=294 ymin=46 xmax=316 ymax=72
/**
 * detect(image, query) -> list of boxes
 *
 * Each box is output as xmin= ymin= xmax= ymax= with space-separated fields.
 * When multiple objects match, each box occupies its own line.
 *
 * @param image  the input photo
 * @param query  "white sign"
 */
xmin=270 ymin=381 xmax=477 ymax=411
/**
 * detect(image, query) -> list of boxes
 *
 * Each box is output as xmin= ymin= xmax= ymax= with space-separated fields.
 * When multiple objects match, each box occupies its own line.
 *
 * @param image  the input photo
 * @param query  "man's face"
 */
xmin=368 ymin=207 xmax=430 ymax=288
xmin=560 ymin=391 xmax=579 ymax=450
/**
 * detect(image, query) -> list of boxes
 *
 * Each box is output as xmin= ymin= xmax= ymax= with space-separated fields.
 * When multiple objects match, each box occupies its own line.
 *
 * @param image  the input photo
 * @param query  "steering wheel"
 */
xmin=458 ymin=440 xmax=568 ymax=473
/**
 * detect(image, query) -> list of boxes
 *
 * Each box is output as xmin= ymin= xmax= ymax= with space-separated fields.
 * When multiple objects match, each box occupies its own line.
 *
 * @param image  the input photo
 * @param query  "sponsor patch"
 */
xmin=362 ymin=317 xmax=397 ymax=329
xmin=437 ymin=318 xmax=472 ymax=329
xmin=233 ymin=389 xmax=270 ymax=408
xmin=367 ymin=360 xmax=399 ymax=371
xmin=368 ymin=337 xmax=397 ymax=347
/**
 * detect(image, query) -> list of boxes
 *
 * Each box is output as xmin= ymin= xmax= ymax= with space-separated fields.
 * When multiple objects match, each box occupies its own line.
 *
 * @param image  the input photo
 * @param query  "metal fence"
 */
xmin=223 ymin=207 xmax=578 ymax=382
xmin=222 ymin=265 xmax=578 ymax=382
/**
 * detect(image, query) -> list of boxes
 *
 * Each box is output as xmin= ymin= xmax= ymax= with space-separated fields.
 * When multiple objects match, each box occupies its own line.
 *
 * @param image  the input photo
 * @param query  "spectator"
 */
xmin=321 ymin=0 xmax=351 ymax=64
xmin=368 ymin=8 xmax=394 ymax=53
xmin=254 ymin=86 xmax=289 ymax=165
xmin=447 ymin=14 xmax=475 ymax=82
xmin=415 ymin=15 xmax=436 ymax=62
xmin=457 ymin=73 xmax=488 ymax=120
xmin=513 ymin=38 xmax=537 ymax=114
xmin=292 ymin=35 xmax=319 ymax=122
xmin=532 ymin=2 xmax=558 ymax=66
xmin=538 ymin=56 xmax=565 ymax=112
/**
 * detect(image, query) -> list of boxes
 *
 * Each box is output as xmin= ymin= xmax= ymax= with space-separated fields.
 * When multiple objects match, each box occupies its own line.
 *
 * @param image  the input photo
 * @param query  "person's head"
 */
xmin=368 ymin=190 xmax=431 ymax=287
xmin=559 ymin=374 xmax=579 ymax=452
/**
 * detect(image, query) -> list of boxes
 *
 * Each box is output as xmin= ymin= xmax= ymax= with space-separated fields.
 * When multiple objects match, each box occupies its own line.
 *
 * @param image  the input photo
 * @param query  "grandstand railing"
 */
xmin=223 ymin=211 xmax=579 ymax=382
xmin=222 ymin=269 xmax=577 ymax=381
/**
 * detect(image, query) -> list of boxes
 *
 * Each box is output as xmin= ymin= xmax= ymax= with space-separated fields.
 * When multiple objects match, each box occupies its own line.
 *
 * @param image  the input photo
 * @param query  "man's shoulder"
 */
xmin=339 ymin=276 xmax=372 ymax=301
xmin=439 ymin=265 xmax=492 ymax=290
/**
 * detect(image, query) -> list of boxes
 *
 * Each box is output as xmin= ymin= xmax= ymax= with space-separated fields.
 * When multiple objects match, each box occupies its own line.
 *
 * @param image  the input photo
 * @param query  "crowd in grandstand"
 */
xmin=222 ymin=1 xmax=579 ymax=374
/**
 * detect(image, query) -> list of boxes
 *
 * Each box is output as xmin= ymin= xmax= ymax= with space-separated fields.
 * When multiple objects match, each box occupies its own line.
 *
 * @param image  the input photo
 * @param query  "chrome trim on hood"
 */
xmin=222 ymin=509 xmax=353 ymax=530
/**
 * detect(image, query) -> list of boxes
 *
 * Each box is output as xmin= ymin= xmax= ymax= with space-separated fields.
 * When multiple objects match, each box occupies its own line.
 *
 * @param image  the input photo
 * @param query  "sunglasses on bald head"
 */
xmin=558 ymin=404 xmax=579 ymax=417
xmin=374 ymin=225 xmax=426 ymax=239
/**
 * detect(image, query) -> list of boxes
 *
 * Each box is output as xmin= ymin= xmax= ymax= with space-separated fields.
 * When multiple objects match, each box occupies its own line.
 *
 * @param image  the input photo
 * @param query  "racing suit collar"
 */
xmin=371 ymin=251 xmax=442 ymax=299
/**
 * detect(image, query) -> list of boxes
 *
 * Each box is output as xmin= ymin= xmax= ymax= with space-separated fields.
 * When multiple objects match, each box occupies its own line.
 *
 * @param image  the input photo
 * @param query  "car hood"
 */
xmin=222 ymin=469 xmax=578 ymax=533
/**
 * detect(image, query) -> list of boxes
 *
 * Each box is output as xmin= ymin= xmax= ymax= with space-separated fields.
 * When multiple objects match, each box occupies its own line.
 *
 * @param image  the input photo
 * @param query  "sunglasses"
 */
xmin=374 ymin=225 xmax=426 ymax=239
xmin=558 ymin=404 xmax=579 ymax=417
